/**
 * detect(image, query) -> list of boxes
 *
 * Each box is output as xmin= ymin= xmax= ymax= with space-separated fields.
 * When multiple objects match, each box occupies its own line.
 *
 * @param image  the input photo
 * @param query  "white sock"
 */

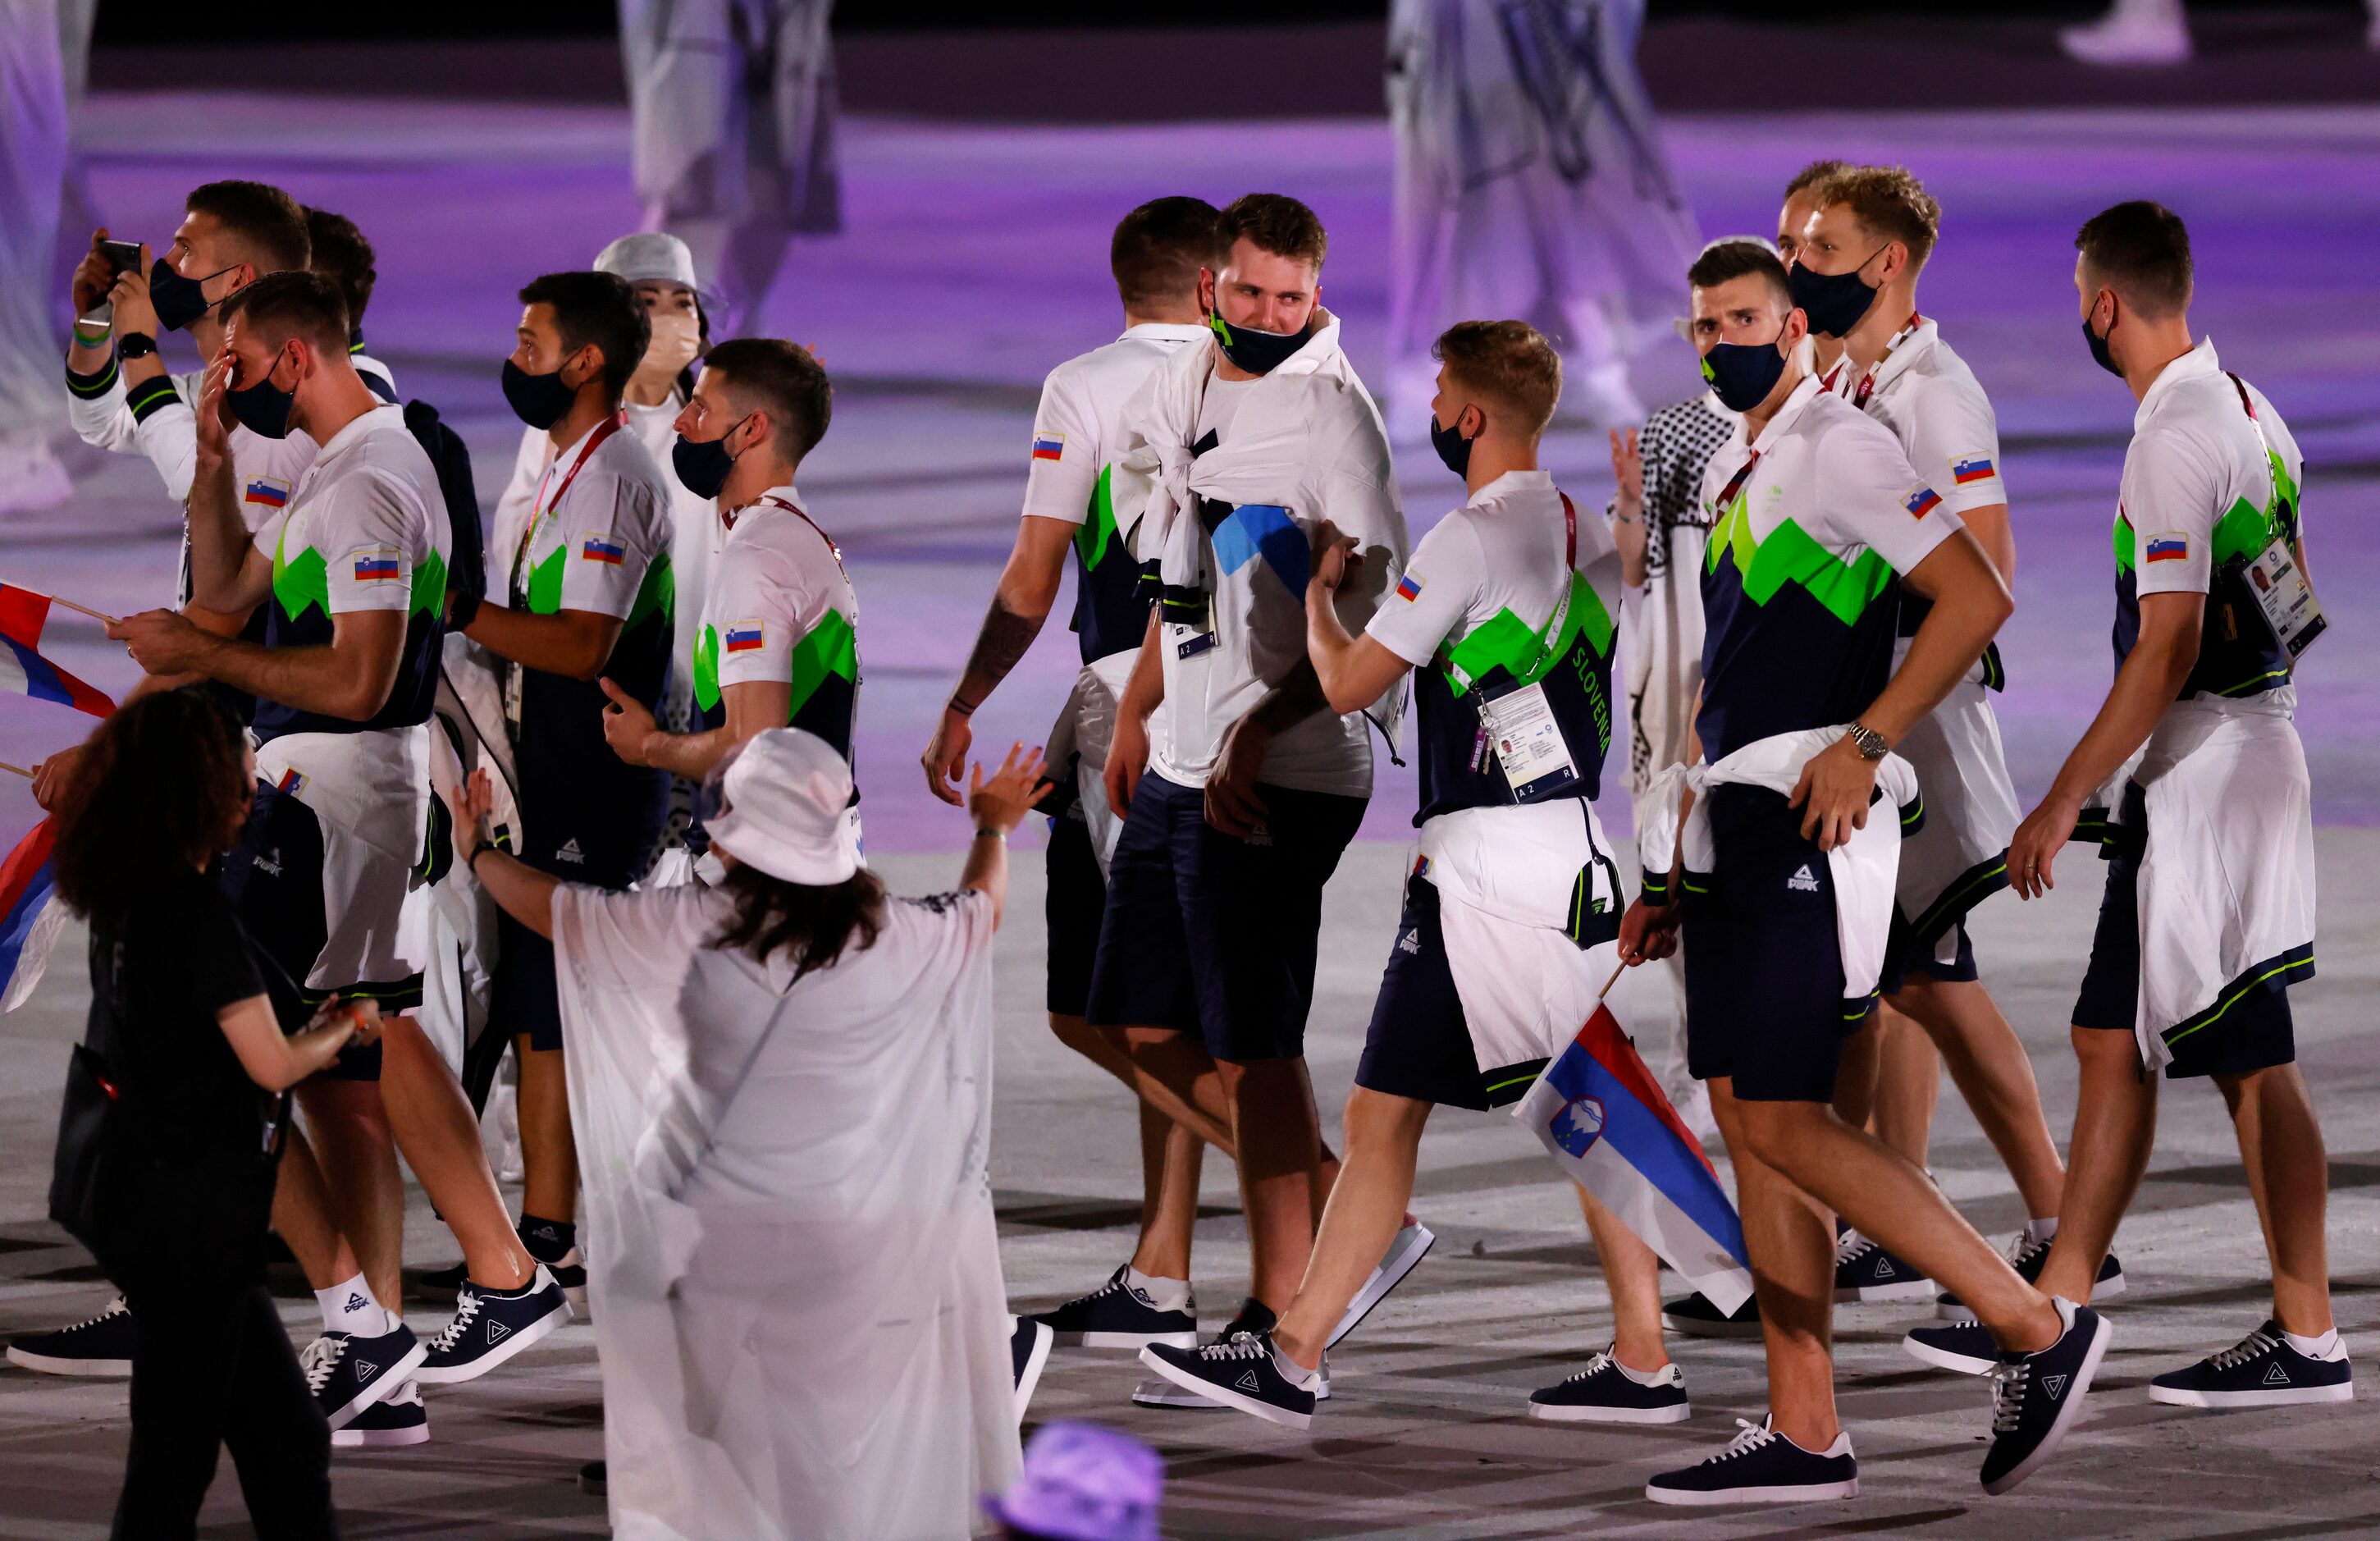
xmin=316 ymin=1274 xmax=396 ymax=1337
xmin=1270 ymin=1339 xmax=1320 ymax=1388
xmin=2030 ymin=1216 xmax=2060 ymax=1241
xmin=2282 ymin=1326 xmax=2342 ymax=1360
xmin=1124 ymin=1265 xmax=1190 ymax=1314
xmin=1612 ymin=1352 xmax=1672 ymax=1386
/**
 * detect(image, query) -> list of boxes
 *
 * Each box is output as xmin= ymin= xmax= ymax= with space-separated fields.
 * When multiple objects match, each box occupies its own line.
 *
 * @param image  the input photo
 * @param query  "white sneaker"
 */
xmin=2059 ymin=0 xmax=2192 ymax=64
xmin=1328 ymin=1220 xmax=1436 ymax=1348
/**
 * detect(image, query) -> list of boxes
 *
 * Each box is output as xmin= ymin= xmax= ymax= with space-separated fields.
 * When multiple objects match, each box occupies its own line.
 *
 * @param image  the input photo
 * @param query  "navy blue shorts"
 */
xmin=1354 ymin=872 xmax=1534 ymax=1112
xmin=2072 ymin=787 xmax=2297 ymax=1080
xmin=1084 ymin=772 xmax=1366 ymax=1063
xmin=1044 ymin=803 xmax=1103 ymax=1018
xmin=1682 ymin=786 xmax=1871 ymax=1104
xmin=1880 ymin=912 xmax=1978 ymax=996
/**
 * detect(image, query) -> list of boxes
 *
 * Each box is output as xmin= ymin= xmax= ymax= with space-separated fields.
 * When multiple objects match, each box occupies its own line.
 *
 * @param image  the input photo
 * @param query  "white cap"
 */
xmin=702 ymin=729 xmax=862 ymax=886
xmin=1674 ymin=235 xmax=1785 ymax=341
xmin=593 ymin=232 xmax=704 ymax=297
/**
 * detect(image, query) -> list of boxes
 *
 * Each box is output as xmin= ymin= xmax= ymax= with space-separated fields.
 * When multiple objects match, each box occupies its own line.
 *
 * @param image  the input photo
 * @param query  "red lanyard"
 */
xmin=1711 ymin=449 xmax=1761 ymax=517
xmin=1848 ymin=313 xmax=1925 ymax=410
xmin=751 ymin=493 xmax=852 ymax=588
xmin=510 ymin=412 xmax=625 ymax=595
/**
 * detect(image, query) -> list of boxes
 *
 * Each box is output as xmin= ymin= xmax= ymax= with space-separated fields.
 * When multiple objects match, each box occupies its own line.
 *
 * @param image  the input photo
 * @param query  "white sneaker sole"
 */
xmin=332 ymin=1420 xmax=432 ymax=1448
xmin=1528 ymin=1398 xmax=1692 ymax=1424
xmin=1902 ymin=1334 xmax=1996 ymax=1377
xmin=1981 ymin=1310 xmax=2112 ymax=1496
xmin=1328 ymin=1223 xmax=1436 ymax=1349
xmin=411 ymin=1297 xmax=570 ymax=1386
xmin=1647 ymin=1476 xmax=1858 ymax=1506
xmin=1940 ymin=1270 xmax=2125 ymax=1322
xmin=322 ymin=1339 xmax=432 ymax=1430
xmin=1012 ymin=1321 xmax=1053 ymax=1423
xmin=1051 ymin=1328 xmax=1198 ymax=1351
xmin=4 ymin=1347 xmax=132 ymax=1379
xmin=1136 ymin=1347 xmax=1312 ymax=1430
xmin=562 ymin=1284 xmax=589 ymax=1320
xmin=2148 ymin=1379 xmax=2354 ymax=1410
xmin=1132 ymin=1374 xmax=1331 ymax=1408
xmin=1836 ymin=1280 xmax=1935 ymax=1304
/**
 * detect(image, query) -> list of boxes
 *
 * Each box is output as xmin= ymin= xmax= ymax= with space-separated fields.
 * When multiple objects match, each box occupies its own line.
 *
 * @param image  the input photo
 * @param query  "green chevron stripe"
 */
xmin=272 ymin=526 xmax=330 ymax=621
xmin=1076 ymin=464 xmax=1118 ymax=570
xmin=1441 ymin=573 xmax=1615 ymax=698
xmin=1707 ymin=492 xmax=1893 ymax=626
xmin=786 ymin=609 xmax=859 ymax=719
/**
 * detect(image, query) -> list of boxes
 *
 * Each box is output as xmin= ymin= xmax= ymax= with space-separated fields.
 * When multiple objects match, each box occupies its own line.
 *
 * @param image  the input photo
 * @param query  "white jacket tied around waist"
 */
xmin=1638 ymin=728 xmax=1920 ymax=1006
xmin=2119 ymin=695 xmax=2316 ymax=1070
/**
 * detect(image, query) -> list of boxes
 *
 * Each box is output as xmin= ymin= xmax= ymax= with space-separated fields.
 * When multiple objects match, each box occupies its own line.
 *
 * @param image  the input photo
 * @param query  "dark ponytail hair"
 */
xmin=709 ymin=862 xmax=885 ymax=982
xmin=53 ymin=688 xmax=250 ymax=919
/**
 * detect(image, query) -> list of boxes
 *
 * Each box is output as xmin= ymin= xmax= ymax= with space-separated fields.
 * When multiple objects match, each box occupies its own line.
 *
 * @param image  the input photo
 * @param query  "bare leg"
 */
xmin=295 ymin=1078 xmax=404 ymax=1310
xmin=1274 ymin=1089 xmax=1431 ymax=1368
xmin=1574 ymin=1184 xmax=1669 ymax=1373
xmin=2215 ymin=1063 xmax=2333 ymax=1335
xmin=1131 ymin=1110 xmax=1205 ymax=1282
xmin=1893 ymin=976 xmax=2066 ymax=1219
xmin=1216 ymin=1057 xmax=1325 ymax=1313
xmin=1871 ymin=1003 xmax=1941 ymax=1168
xmin=1711 ymin=1077 xmax=1839 ymax=1451
xmin=1831 ymin=1016 xmax=1880 ymax=1132
xmin=1105 ymin=1024 xmax=1235 ymax=1151
xmin=515 ymin=1039 xmax=578 ymax=1228
xmin=270 ymin=1123 xmax=362 ymax=1292
xmin=377 ymin=1015 xmax=532 ymax=1291
xmin=2035 ymin=1027 xmax=2157 ymax=1303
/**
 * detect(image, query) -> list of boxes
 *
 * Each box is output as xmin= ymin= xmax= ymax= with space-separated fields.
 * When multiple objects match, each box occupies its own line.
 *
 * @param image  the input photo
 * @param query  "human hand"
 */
xmin=1204 ymin=712 xmax=1272 ymax=837
xmin=71 ymin=229 xmax=116 ymax=318
xmin=31 ymin=744 xmax=86 ymax=812
xmin=107 ymin=245 xmax=160 ymax=341
xmin=107 ymin=609 xmax=208 ymax=675
xmin=1788 ymin=734 xmax=1880 ymax=853
xmin=968 ymin=742 xmax=1050 ymax=836
xmin=922 ymin=703 xmax=974 ymax=807
xmin=2007 ymin=792 xmax=2083 ymax=900
xmin=1610 ymin=428 xmax=1644 ymax=517
xmin=1105 ymin=711 xmax=1149 ymax=820
xmin=194 ymin=348 xmax=235 ymax=471
xmin=1308 ymin=519 xmax=1360 ymax=596
xmin=599 ymin=677 xmax=659 ymax=766
xmin=1617 ymin=895 xmax=1681 ymax=964
xmin=442 ymin=767 xmax=495 ymax=864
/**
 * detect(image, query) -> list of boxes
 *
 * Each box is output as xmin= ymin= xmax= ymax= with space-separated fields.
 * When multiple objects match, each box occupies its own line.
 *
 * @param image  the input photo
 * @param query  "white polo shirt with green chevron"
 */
xmin=688 ymin=485 xmax=859 ymax=768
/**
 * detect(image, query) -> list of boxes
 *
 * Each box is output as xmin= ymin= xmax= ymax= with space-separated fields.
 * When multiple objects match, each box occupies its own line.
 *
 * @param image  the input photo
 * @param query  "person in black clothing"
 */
xmin=52 ymin=688 xmax=377 ymax=1541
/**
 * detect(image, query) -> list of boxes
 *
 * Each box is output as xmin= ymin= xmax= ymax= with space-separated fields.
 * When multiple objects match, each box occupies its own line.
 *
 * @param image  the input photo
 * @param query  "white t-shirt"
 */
xmin=1194 ymin=374 xmax=1258 ymax=450
xmin=501 ymin=415 xmax=674 ymax=623
xmin=691 ymin=485 xmax=860 ymax=761
xmin=1829 ymin=318 xmax=2005 ymax=520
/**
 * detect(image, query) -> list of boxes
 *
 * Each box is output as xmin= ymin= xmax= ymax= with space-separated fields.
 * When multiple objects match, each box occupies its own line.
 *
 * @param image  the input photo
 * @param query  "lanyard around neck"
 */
xmin=1848 ymin=313 xmax=1925 ymax=410
xmin=510 ymin=411 xmax=625 ymax=597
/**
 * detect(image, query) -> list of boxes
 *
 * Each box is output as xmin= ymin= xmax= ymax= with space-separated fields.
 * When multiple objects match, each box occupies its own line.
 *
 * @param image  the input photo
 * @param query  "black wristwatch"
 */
xmin=1845 ymin=721 xmax=1890 ymax=761
xmin=116 ymin=332 xmax=158 ymax=361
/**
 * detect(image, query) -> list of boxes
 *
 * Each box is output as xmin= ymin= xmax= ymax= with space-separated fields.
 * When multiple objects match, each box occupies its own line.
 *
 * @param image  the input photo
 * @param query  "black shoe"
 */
xmin=579 ymin=1460 xmax=607 ymax=1497
xmin=1139 ymin=1330 xmax=1320 ymax=1430
xmin=1939 ymin=1228 xmax=2125 ymax=1320
xmin=413 ymin=1265 xmax=570 ymax=1384
xmin=1026 ymin=1264 xmax=1198 ymax=1351
xmin=1903 ymin=1319 xmax=1998 ymax=1376
xmin=1834 ymin=1228 xmax=1933 ymax=1303
xmin=2149 ymin=1320 xmax=2354 ymax=1410
xmin=550 ymin=1249 xmax=589 ymax=1319
xmin=1980 ymin=1297 xmax=2110 ymax=1495
xmin=1131 ymin=1302 xmax=1329 ymax=1408
xmin=302 ymin=1324 xmax=429 ymax=1430
xmin=1645 ymin=1415 xmax=1858 ymax=1505
xmin=1661 ymin=1291 xmax=1761 ymax=1339
xmin=5 ymin=1296 xmax=135 ymax=1377
xmin=1527 ymin=1344 xmax=1690 ymax=1424
xmin=1011 ymin=1315 xmax=1053 ymax=1420
xmin=331 ymin=1379 xmax=430 ymax=1448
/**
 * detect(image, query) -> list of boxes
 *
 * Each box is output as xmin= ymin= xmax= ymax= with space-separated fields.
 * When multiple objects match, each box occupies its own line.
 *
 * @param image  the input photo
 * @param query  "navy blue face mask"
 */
xmin=1700 ymin=337 xmax=1788 ymax=413
xmin=1786 ymin=249 xmax=1883 ymax=339
xmin=1428 ymin=409 xmax=1476 ymax=478
xmin=1208 ymin=309 xmax=1310 ymax=375
xmin=150 ymin=258 xmax=237 ymax=333
xmin=501 ymin=357 xmax=578 ymax=430
xmin=226 ymin=356 xmax=297 ymax=440
xmin=671 ymin=414 xmax=754 ymax=500
xmin=2082 ymin=305 xmax=2123 ymax=377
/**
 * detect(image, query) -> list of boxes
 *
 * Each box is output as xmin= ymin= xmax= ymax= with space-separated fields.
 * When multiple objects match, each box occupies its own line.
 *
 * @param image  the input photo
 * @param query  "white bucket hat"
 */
xmin=594 ymin=232 xmax=705 ymax=299
xmin=701 ymin=729 xmax=862 ymax=885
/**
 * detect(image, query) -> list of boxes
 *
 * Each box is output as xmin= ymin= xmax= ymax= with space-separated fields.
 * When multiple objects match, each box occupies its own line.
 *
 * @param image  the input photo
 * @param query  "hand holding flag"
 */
xmin=107 ymin=609 xmax=215 ymax=677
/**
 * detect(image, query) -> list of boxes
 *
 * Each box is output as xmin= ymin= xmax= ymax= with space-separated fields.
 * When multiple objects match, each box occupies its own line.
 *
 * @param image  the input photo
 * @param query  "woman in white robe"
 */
xmin=448 ymin=729 xmax=1045 ymax=1540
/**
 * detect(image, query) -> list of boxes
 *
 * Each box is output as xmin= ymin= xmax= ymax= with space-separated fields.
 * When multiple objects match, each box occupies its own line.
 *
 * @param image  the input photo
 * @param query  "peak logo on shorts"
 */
xmin=555 ymin=839 xmax=585 ymax=865
xmin=1903 ymin=485 xmax=1942 ymax=519
xmin=1787 ymin=863 xmax=1821 ymax=893
xmin=1396 ymin=928 xmax=1421 ymax=955
xmin=253 ymin=846 xmax=284 ymax=878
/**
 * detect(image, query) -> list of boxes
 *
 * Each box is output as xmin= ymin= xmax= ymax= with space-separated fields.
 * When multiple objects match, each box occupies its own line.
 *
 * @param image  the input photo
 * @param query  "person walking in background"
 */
xmin=49 ymin=688 xmax=374 ymax=1540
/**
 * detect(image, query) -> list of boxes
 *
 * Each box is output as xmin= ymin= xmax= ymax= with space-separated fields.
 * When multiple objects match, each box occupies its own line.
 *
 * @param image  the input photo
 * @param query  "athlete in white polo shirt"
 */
xmin=1909 ymin=202 xmax=2347 ymax=1407
xmin=1789 ymin=166 xmax=2094 ymax=1315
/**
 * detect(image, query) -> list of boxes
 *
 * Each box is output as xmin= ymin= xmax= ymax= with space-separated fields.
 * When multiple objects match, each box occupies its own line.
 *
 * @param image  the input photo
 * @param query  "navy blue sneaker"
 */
xmin=1028 ymin=1264 xmax=1198 ymax=1351
xmin=1939 ymin=1228 xmax=2124 ymax=1320
xmin=1131 ymin=1301 xmax=1329 ymax=1408
xmin=1661 ymin=1291 xmax=1761 ymax=1339
xmin=413 ymin=1265 xmax=570 ymax=1384
xmin=331 ymin=1379 xmax=429 ymax=1448
xmin=1645 ymin=1415 xmax=1858 ymax=1505
xmin=1903 ymin=1319 xmax=1998 ymax=1376
xmin=1011 ymin=1315 xmax=1053 ymax=1421
xmin=1527 ymin=1344 xmax=1690 ymax=1424
xmin=5 ymin=1296 xmax=135 ymax=1377
xmin=2149 ymin=1320 xmax=2354 ymax=1410
xmin=1834 ymin=1228 xmax=1932 ymax=1303
xmin=302 ymin=1324 xmax=428 ymax=1430
xmin=1140 ymin=1330 xmax=1321 ymax=1430
xmin=1981 ymin=1296 xmax=2110 ymax=1495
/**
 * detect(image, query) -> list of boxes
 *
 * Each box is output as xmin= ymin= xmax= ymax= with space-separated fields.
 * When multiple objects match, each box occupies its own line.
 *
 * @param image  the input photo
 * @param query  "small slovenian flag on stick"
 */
xmin=581 ymin=535 xmax=625 ymax=565
xmin=0 ymin=585 xmax=115 ymax=718
xmin=724 ymin=620 xmax=765 ymax=654
xmin=1951 ymin=454 xmax=1996 ymax=486
xmin=0 ymin=817 xmax=65 ymax=1013
xmin=2146 ymin=534 xmax=2189 ymax=564
xmin=1030 ymin=431 xmax=1065 ymax=463
xmin=1903 ymin=486 xmax=1943 ymax=519
xmin=1516 ymin=998 xmax=1754 ymax=1312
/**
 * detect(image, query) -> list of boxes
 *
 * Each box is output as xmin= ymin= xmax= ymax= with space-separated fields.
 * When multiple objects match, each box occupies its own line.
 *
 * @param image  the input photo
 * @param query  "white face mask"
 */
xmin=639 ymin=309 xmax=702 ymax=383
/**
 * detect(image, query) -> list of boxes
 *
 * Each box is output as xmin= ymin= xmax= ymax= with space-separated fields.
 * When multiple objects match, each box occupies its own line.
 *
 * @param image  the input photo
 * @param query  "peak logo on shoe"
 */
xmin=1235 ymin=1370 xmax=1261 ymax=1392
xmin=487 ymin=1321 xmax=511 ymax=1345
xmin=353 ymin=1357 xmax=378 ymax=1379
xmin=1873 ymin=1256 xmax=1893 ymax=1280
xmin=1787 ymin=863 xmax=1820 ymax=893
xmin=555 ymin=839 xmax=585 ymax=864
xmin=2264 ymin=1362 xmax=2291 ymax=1385
xmin=1397 ymin=929 xmax=1421 ymax=954
xmin=2041 ymin=1373 xmax=2067 ymax=1401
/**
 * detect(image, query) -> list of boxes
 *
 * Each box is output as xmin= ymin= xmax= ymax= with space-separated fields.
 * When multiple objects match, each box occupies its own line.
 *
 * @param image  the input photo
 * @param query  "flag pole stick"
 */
xmin=44 ymin=595 xmax=120 ymax=627
xmin=1597 ymin=957 xmax=1628 ymax=1001
xmin=0 ymin=762 xmax=33 ymax=780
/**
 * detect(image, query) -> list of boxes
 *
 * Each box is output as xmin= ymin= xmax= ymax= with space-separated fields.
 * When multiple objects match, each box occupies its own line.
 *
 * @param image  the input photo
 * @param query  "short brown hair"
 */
xmin=303 ymin=207 xmax=377 ymax=330
xmin=704 ymin=337 xmax=833 ymax=461
xmin=220 ymin=270 xmax=349 ymax=354
xmin=520 ymin=270 xmax=650 ymax=404
xmin=1688 ymin=239 xmax=1792 ymax=310
xmin=54 ymin=689 xmax=251 ymax=920
xmin=1111 ymin=197 xmax=1220 ymax=311
xmin=1433 ymin=321 xmax=1562 ymax=437
xmin=185 ymin=180 xmax=309 ymax=275
xmin=1217 ymin=193 xmax=1327 ymax=273
xmin=1814 ymin=164 xmax=1940 ymax=268
xmin=2076 ymin=200 xmax=2193 ymax=319
xmin=1784 ymin=158 xmax=1852 ymax=199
